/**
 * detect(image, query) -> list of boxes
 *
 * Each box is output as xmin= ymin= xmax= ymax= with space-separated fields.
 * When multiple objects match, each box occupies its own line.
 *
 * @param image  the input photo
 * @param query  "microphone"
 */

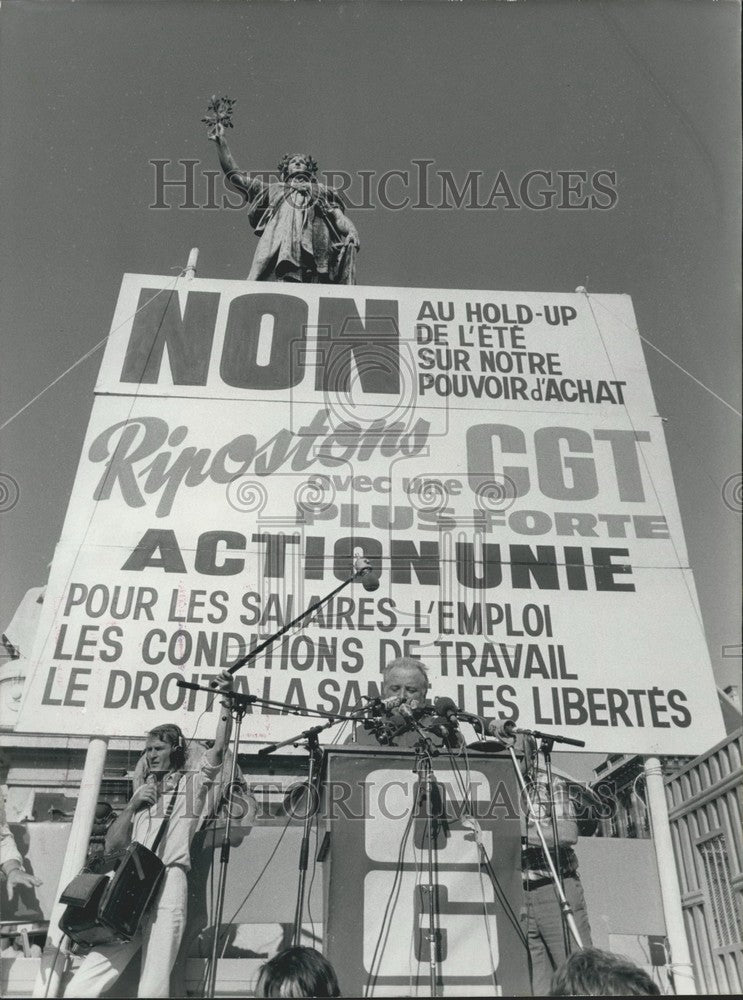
xmin=487 ymin=721 xmax=586 ymax=749
xmin=427 ymin=716 xmax=456 ymax=739
xmin=353 ymin=555 xmax=380 ymax=592
xmin=486 ymin=718 xmax=519 ymax=742
xmin=433 ymin=696 xmax=460 ymax=727
xmin=363 ymin=695 xmax=402 ymax=717
xmin=140 ymin=772 xmax=159 ymax=808
xmin=397 ymin=698 xmax=422 ymax=722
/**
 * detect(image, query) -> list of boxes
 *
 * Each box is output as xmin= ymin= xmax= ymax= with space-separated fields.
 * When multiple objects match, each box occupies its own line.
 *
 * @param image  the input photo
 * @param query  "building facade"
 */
xmin=591 ymin=691 xmax=743 ymax=994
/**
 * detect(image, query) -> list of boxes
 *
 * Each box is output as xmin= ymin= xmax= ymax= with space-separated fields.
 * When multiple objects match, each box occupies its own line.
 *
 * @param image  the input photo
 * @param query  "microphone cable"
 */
xmin=439 ymin=744 xmax=499 ymax=992
xmin=443 ymin=744 xmax=528 ymax=952
xmin=305 ymin=806 xmax=322 ymax=947
xmin=450 ymin=742 xmax=526 ymax=949
xmin=213 ymin=808 xmax=296 ymax=966
xmin=364 ymin=792 xmax=418 ymax=995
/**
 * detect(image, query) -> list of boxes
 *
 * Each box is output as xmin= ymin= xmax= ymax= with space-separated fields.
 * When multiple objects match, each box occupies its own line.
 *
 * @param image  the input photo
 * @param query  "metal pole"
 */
xmin=33 ymin=736 xmax=109 ymax=998
xmin=292 ymin=741 xmax=319 ymax=947
xmin=184 ymin=247 xmax=199 ymax=280
xmin=206 ymin=710 xmax=244 ymax=999
xmin=421 ymin=760 xmax=440 ymax=998
xmin=644 ymin=756 xmax=697 ymax=995
xmin=506 ymin=745 xmax=584 ymax=950
xmin=540 ymin=740 xmax=572 ymax=957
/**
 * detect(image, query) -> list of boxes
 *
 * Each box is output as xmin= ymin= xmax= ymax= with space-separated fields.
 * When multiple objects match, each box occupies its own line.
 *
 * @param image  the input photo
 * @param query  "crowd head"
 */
xmin=256 ymin=946 xmax=341 ymax=998
xmin=550 ymin=947 xmax=661 ymax=996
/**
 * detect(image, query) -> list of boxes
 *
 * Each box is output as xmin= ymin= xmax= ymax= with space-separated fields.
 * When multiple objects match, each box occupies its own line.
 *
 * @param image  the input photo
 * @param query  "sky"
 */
xmin=1 ymin=0 xmax=740 ymax=724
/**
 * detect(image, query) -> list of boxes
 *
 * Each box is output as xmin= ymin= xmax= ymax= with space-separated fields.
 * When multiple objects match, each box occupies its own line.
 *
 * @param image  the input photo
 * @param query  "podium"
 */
xmin=320 ymin=747 xmax=530 ymax=997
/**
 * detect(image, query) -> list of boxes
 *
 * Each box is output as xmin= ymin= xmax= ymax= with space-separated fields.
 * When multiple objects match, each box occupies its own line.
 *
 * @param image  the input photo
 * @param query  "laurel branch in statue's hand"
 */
xmin=202 ymin=94 xmax=236 ymax=141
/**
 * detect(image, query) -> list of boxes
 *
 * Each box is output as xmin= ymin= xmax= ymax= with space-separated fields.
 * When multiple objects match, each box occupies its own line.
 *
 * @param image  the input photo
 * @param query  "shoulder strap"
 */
xmin=150 ymin=777 xmax=181 ymax=857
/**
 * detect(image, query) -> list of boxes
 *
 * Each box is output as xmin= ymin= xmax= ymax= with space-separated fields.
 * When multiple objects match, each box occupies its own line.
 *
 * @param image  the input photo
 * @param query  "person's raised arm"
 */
xmin=205 ymin=668 xmax=234 ymax=768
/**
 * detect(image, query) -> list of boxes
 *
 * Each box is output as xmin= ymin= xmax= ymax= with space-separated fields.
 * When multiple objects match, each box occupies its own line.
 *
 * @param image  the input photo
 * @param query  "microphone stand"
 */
xmin=505 ymin=740 xmax=585 ymax=953
xmin=211 ymin=563 xmax=377 ymax=684
xmin=177 ymin=560 xmax=376 ymax=991
xmin=175 ymin=679 xmax=363 ymax=997
xmin=257 ymin=711 xmax=367 ymax=948
xmin=410 ymin=729 xmax=446 ymax=998
xmin=538 ymin=734 xmax=571 ymax=956
xmin=199 ymin=685 xmax=255 ymax=1000
xmin=419 ymin=751 xmax=441 ymax=997
xmin=519 ymin=727 xmax=584 ymax=957
xmin=263 ymin=727 xmax=323 ymax=948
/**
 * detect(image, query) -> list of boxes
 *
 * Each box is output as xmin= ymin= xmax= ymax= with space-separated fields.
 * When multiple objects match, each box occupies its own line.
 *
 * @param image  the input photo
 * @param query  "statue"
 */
xmin=204 ymin=96 xmax=359 ymax=284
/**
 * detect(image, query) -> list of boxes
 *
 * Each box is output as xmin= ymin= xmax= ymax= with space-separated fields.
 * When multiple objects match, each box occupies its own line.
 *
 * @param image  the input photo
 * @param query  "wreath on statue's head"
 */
xmin=278 ymin=152 xmax=319 ymax=180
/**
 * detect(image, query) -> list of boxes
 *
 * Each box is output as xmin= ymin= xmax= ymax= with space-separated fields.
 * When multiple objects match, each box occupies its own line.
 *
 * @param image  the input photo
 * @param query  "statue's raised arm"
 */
xmin=203 ymin=95 xmax=358 ymax=284
xmin=203 ymin=95 xmax=255 ymax=198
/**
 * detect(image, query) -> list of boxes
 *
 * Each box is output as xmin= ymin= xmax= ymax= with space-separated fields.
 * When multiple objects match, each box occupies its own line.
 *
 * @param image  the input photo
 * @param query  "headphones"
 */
xmin=171 ymin=726 xmax=187 ymax=769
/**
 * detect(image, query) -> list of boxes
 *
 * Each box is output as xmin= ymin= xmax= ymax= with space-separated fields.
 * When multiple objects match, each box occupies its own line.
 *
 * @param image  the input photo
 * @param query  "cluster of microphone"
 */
xmin=363 ymin=693 xmax=527 ymax=744
xmin=431 ymin=696 xmax=531 ymax=742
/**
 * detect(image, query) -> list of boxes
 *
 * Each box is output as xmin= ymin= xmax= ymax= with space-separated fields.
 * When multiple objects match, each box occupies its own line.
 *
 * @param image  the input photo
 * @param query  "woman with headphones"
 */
xmin=64 ymin=669 xmax=234 ymax=998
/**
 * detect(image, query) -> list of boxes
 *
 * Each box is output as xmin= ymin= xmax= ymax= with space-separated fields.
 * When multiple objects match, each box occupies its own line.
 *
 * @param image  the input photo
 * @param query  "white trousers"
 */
xmin=63 ymin=866 xmax=188 ymax=999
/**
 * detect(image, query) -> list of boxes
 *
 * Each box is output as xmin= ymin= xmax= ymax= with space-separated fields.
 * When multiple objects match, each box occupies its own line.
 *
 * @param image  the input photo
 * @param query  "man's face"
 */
xmin=383 ymin=665 xmax=428 ymax=704
xmin=145 ymin=738 xmax=173 ymax=775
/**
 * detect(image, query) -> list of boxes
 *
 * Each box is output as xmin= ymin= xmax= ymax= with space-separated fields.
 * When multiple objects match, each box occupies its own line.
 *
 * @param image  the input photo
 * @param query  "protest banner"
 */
xmin=16 ymin=277 xmax=724 ymax=753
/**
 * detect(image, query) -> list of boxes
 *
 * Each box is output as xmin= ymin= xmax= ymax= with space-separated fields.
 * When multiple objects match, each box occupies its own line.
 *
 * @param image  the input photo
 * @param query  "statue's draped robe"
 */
xmin=241 ymin=176 xmax=355 ymax=283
